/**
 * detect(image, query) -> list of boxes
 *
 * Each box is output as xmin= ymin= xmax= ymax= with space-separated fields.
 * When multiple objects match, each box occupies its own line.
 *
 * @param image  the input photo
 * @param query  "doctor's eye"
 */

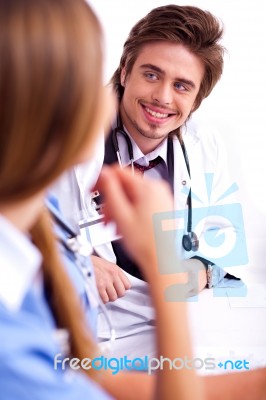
xmin=144 ymin=72 xmax=158 ymax=81
xmin=174 ymin=82 xmax=187 ymax=92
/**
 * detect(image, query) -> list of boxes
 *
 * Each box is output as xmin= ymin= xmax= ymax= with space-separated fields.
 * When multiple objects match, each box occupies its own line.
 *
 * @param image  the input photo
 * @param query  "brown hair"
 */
xmin=0 ymin=0 xmax=103 ymax=201
xmin=0 ymin=0 xmax=103 ymax=378
xmin=111 ymin=4 xmax=224 ymax=112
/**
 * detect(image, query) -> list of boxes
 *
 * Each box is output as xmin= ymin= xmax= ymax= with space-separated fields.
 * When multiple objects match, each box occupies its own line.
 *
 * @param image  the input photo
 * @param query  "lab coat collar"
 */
xmin=181 ymin=118 xmax=201 ymax=150
xmin=0 ymin=215 xmax=42 ymax=312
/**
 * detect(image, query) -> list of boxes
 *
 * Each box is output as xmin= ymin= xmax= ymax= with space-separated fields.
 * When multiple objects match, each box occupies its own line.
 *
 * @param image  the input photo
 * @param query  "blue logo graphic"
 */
xmin=152 ymin=173 xmax=248 ymax=301
xmin=189 ymin=202 xmax=247 ymax=268
xmin=217 ymin=359 xmax=249 ymax=370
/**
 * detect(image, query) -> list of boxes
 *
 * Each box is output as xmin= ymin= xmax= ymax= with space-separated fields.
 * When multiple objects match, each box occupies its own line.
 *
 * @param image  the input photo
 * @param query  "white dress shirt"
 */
xmin=116 ymin=128 xmax=169 ymax=181
xmin=0 ymin=215 xmax=41 ymax=312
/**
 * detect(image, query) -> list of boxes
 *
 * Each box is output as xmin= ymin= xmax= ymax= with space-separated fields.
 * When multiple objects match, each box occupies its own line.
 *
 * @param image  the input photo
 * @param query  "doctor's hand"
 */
xmin=96 ymin=166 xmax=174 ymax=281
xmin=91 ymin=255 xmax=131 ymax=303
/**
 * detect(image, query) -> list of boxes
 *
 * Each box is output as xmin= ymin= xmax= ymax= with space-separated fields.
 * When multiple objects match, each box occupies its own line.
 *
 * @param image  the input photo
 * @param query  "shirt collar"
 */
xmin=117 ymin=126 xmax=168 ymax=167
xmin=0 ymin=215 xmax=42 ymax=312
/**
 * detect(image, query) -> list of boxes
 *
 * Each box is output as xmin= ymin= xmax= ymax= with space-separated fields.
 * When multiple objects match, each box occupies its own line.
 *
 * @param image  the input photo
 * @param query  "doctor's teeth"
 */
xmin=145 ymin=107 xmax=168 ymax=118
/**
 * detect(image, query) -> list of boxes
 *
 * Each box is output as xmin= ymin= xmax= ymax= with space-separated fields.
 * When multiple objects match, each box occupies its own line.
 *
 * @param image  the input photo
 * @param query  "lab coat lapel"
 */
xmin=183 ymin=127 xmax=210 ymax=208
xmin=172 ymin=136 xmax=191 ymax=211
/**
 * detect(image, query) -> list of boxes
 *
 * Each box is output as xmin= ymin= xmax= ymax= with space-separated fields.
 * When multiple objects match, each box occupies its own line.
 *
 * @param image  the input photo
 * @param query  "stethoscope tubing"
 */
xmin=111 ymin=116 xmax=194 ymax=240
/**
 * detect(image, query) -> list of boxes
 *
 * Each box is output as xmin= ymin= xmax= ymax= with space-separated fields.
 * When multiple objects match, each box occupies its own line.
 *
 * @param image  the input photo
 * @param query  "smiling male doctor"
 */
xmin=53 ymin=4 xmax=243 ymax=359
xmin=86 ymin=4 xmax=244 ymax=359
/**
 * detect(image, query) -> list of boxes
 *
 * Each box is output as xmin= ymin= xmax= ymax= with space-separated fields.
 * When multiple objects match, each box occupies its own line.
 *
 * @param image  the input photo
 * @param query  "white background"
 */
xmin=89 ymin=0 xmax=266 ymax=280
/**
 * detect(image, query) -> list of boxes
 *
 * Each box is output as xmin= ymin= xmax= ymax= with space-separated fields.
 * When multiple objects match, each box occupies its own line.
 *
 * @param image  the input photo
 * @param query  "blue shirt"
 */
xmin=0 ymin=203 xmax=112 ymax=400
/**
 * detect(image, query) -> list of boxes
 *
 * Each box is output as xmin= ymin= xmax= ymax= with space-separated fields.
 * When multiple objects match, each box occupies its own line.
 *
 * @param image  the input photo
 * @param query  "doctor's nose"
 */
xmin=151 ymin=83 xmax=173 ymax=105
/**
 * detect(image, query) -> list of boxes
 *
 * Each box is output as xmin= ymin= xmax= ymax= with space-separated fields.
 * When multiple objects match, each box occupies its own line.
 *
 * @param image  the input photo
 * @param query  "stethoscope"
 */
xmin=111 ymin=115 xmax=199 ymax=252
xmin=46 ymin=199 xmax=116 ymax=353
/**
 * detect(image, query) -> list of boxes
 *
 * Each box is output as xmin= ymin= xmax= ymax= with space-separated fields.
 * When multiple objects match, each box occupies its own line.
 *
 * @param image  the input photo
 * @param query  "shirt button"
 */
xmin=182 ymin=180 xmax=187 ymax=185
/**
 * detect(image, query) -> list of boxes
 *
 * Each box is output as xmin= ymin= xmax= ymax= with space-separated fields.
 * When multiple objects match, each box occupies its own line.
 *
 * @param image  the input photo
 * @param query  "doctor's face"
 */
xmin=120 ymin=41 xmax=204 ymax=151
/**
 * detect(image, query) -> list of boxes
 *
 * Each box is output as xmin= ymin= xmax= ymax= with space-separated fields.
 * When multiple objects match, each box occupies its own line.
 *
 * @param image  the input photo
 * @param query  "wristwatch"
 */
xmin=206 ymin=264 xmax=214 ymax=289
xmin=206 ymin=263 xmax=228 ymax=288
xmin=191 ymin=256 xmax=225 ymax=289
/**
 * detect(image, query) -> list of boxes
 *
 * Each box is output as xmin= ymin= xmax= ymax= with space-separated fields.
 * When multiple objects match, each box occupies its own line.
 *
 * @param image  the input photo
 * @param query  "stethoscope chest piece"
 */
xmin=182 ymin=231 xmax=199 ymax=252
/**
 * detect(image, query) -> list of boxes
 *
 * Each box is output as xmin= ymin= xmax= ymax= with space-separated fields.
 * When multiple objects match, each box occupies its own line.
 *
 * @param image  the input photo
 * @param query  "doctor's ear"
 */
xmin=120 ymin=67 xmax=126 ymax=87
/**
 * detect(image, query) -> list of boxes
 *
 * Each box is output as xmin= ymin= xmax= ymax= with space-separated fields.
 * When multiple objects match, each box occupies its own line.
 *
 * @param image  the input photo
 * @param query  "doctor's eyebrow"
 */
xmin=139 ymin=63 xmax=196 ymax=89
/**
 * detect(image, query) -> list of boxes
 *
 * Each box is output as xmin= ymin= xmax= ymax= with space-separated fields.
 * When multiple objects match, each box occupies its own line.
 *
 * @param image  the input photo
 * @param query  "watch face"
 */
xmin=207 ymin=265 xmax=213 ymax=288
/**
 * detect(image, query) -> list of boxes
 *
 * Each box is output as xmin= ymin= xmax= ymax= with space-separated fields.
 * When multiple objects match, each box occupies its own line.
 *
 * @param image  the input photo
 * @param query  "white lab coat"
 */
xmin=53 ymin=118 xmax=244 ymax=359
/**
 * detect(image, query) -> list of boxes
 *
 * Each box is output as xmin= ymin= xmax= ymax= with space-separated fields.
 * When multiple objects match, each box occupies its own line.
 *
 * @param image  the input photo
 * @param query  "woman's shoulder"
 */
xmin=0 ymin=295 xmax=112 ymax=400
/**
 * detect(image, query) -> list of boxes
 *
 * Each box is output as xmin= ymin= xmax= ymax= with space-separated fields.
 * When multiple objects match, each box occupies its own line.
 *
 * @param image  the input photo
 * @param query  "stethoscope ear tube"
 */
xmin=111 ymin=115 xmax=134 ymax=173
xmin=179 ymin=145 xmax=198 ymax=252
xmin=112 ymin=113 xmax=134 ymax=160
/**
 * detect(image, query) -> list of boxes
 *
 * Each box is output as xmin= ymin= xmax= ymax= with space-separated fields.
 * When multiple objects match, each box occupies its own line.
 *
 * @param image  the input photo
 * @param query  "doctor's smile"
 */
xmin=140 ymin=102 xmax=177 ymax=125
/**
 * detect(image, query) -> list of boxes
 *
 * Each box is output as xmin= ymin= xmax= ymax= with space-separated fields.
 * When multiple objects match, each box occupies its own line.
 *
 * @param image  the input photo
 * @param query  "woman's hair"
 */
xmin=0 ymin=0 xmax=103 ymax=201
xmin=0 ymin=0 xmax=103 ymax=378
xmin=111 ymin=4 xmax=224 ymax=112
